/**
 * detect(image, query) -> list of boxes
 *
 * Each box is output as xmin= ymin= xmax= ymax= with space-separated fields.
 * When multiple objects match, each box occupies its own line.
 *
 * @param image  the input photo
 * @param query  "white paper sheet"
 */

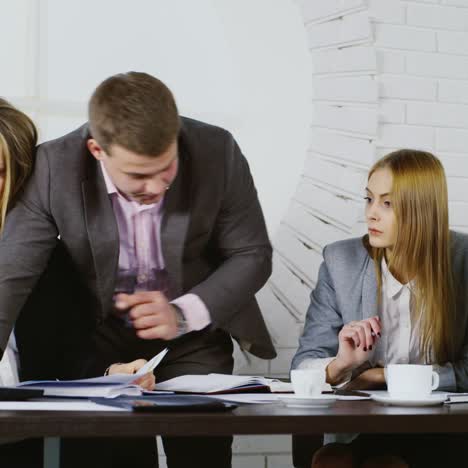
xmin=0 ymin=400 xmax=128 ymax=411
xmin=155 ymin=373 xmax=292 ymax=393
xmin=16 ymin=348 xmax=169 ymax=397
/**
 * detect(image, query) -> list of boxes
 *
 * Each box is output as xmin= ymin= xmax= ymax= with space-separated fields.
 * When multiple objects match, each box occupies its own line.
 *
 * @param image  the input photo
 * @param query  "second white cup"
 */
xmin=386 ymin=364 xmax=439 ymax=399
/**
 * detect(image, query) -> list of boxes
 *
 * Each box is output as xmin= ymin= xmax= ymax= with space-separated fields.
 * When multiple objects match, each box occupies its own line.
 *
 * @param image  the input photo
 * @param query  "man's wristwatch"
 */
xmin=172 ymin=304 xmax=188 ymax=337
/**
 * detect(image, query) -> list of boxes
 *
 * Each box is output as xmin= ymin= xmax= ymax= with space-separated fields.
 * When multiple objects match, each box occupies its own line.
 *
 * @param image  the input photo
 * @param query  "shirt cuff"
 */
xmin=171 ymin=294 xmax=211 ymax=333
xmin=295 ymin=357 xmax=352 ymax=391
xmin=433 ymin=362 xmax=456 ymax=391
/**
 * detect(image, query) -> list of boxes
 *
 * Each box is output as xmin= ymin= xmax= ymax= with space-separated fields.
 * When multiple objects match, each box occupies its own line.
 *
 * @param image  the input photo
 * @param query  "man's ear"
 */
xmin=87 ymin=138 xmax=105 ymax=161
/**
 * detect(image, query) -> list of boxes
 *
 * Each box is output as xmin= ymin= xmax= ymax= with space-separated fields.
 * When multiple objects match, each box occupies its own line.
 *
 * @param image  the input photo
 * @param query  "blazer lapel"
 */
xmin=82 ymin=161 xmax=119 ymax=318
xmin=361 ymin=257 xmax=378 ymax=320
xmin=161 ymin=146 xmax=191 ymax=299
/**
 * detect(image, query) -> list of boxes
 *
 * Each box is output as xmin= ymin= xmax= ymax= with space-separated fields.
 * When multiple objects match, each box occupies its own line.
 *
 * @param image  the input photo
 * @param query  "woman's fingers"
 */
xmin=359 ymin=321 xmax=374 ymax=351
xmin=341 ymin=326 xmax=365 ymax=348
xmin=368 ymin=316 xmax=382 ymax=338
xmin=342 ymin=316 xmax=382 ymax=351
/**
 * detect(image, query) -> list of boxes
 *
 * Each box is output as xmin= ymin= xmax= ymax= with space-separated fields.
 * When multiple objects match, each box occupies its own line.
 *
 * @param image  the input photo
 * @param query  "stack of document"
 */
xmin=16 ymin=349 xmax=169 ymax=398
xmin=154 ymin=373 xmax=292 ymax=394
xmin=445 ymin=393 xmax=468 ymax=404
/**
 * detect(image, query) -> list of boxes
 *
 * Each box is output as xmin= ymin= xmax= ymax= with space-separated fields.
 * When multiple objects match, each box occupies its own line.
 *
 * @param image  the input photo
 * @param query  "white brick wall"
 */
xmin=379 ymin=75 xmax=437 ymax=100
xmin=311 ymin=46 xmax=376 ymax=75
xmin=439 ymin=80 xmax=468 ymax=102
xmin=438 ymin=30 xmax=468 ymax=54
xmin=405 ymin=52 xmax=468 ymax=79
xmin=252 ymin=1 xmax=468 ymax=465
xmin=306 ymin=11 xmax=372 ymax=49
xmin=375 ymin=24 xmax=437 ymax=51
xmin=300 ymin=0 xmax=366 ymax=24
xmin=407 ymin=3 xmax=468 ymax=30
xmin=369 ymin=0 xmax=406 ymax=24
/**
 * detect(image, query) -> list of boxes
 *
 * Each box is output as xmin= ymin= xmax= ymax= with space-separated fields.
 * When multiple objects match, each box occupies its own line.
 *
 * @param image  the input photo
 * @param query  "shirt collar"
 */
xmin=381 ymin=257 xmax=406 ymax=299
xmin=99 ymin=160 xmax=163 ymax=213
xmin=100 ymin=160 xmax=118 ymax=195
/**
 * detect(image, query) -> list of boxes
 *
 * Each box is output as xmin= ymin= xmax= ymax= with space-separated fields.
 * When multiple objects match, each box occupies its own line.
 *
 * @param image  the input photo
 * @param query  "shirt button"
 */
xmin=137 ymin=274 xmax=147 ymax=284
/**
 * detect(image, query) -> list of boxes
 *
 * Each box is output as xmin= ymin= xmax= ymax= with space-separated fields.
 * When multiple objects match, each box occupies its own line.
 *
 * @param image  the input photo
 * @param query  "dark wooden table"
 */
xmin=3 ymin=399 xmax=468 ymax=467
xmin=3 ymin=400 xmax=468 ymax=438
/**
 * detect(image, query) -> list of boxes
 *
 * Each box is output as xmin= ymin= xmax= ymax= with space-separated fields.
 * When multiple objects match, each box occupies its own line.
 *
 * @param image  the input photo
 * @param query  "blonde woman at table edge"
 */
xmin=292 ymin=149 xmax=468 ymax=468
xmin=0 ymin=98 xmax=155 ymax=466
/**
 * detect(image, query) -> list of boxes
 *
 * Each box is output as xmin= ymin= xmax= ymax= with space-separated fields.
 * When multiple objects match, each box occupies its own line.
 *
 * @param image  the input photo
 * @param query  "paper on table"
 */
xmin=0 ymin=400 xmax=129 ymax=411
xmin=16 ymin=348 xmax=169 ymax=398
xmin=155 ymin=373 xmax=292 ymax=394
xmin=134 ymin=348 xmax=169 ymax=376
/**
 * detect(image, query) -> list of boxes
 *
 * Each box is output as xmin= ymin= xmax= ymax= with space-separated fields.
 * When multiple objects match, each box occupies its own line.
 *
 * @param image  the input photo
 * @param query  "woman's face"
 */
xmin=365 ymin=167 xmax=397 ymax=251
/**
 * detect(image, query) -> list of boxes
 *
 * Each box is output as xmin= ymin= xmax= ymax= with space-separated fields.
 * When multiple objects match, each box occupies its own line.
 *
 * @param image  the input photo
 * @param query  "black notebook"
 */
xmin=91 ymin=395 xmax=237 ymax=412
xmin=0 ymin=387 xmax=44 ymax=401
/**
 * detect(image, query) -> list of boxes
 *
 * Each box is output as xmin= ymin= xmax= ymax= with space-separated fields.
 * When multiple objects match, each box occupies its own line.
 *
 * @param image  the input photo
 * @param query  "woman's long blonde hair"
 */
xmin=367 ymin=149 xmax=454 ymax=364
xmin=0 ymin=98 xmax=37 ymax=230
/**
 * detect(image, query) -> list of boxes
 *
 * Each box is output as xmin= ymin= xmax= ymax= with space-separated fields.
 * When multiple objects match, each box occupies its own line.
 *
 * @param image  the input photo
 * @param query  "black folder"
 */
xmin=0 ymin=387 xmax=44 ymax=400
xmin=91 ymin=395 xmax=237 ymax=412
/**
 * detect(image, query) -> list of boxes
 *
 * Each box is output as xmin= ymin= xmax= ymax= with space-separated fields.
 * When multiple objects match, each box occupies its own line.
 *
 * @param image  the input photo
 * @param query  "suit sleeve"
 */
xmin=0 ymin=146 xmax=58 ymax=355
xmin=291 ymin=247 xmax=344 ymax=370
xmin=187 ymin=134 xmax=272 ymax=327
xmin=447 ymin=327 xmax=468 ymax=392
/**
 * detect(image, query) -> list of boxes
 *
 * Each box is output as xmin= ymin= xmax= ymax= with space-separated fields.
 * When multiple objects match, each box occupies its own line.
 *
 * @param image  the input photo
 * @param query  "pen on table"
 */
xmin=322 ymin=389 xmax=371 ymax=397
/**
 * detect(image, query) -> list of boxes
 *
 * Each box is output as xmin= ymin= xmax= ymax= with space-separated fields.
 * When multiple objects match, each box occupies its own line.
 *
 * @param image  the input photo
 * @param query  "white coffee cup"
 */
xmin=386 ymin=364 xmax=439 ymax=399
xmin=290 ymin=369 xmax=325 ymax=397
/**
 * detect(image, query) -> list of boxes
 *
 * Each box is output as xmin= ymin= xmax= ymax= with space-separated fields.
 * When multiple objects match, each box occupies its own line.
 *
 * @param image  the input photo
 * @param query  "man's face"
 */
xmin=88 ymin=139 xmax=179 ymax=205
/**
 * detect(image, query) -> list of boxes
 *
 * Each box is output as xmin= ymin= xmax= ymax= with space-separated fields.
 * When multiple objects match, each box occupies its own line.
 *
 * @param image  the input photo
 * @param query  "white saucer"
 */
xmin=279 ymin=395 xmax=337 ymax=408
xmin=372 ymin=393 xmax=446 ymax=407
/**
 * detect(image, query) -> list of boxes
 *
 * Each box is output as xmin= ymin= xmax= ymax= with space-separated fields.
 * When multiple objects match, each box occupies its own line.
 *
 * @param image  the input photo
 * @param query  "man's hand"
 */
xmin=107 ymin=359 xmax=156 ymax=391
xmin=115 ymin=291 xmax=179 ymax=340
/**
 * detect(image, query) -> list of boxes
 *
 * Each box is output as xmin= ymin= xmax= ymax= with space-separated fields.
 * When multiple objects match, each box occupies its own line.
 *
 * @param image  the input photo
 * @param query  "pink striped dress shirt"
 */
xmin=100 ymin=161 xmax=211 ymax=333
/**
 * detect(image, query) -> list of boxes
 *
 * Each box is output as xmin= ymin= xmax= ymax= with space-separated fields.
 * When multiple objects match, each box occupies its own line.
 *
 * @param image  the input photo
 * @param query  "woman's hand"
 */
xmin=336 ymin=316 xmax=381 ymax=368
xmin=344 ymin=368 xmax=386 ymax=391
xmin=107 ymin=359 xmax=156 ymax=391
xmin=326 ymin=316 xmax=381 ymax=385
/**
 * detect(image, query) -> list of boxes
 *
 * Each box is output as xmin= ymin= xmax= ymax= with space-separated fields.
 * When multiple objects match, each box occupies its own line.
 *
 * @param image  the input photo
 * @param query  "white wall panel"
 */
xmin=312 ymin=104 xmax=378 ymax=136
xmin=294 ymin=181 xmax=362 ymax=229
xmin=304 ymin=155 xmax=368 ymax=196
xmin=0 ymin=0 xmax=36 ymax=97
xmin=309 ymin=129 xmax=375 ymax=166
xmin=311 ymin=46 xmax=377 ymax=75
xmin=300 ymin=0 xmax=366 ymax=24
xmin=306 ymin=11 xmax=372 ymax=49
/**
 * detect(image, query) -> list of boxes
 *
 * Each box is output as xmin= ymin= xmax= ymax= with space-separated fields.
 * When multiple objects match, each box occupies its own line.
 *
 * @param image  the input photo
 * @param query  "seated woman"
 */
xmin=291 ymin=149 xmax=468 ymax=468
xmin=0 ymin=98 xmax=155 ymax=466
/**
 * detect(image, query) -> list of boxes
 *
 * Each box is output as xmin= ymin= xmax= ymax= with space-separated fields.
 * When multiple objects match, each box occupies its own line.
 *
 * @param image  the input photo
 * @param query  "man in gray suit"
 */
xmin=0 ymin=72 xmax=275 ymax=467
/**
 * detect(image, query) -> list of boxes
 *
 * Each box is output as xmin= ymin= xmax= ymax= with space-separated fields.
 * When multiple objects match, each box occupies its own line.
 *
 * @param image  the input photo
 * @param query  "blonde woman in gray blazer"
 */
xmin=292 ymin=149 xmax=468 ymax=468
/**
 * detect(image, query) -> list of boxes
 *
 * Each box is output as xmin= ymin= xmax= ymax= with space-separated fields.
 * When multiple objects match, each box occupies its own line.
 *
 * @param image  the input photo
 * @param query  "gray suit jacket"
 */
xmin=0 ymin=117 xmax=276 ymax=360
xmin=292 ymin=232 xmax=468 ymax=391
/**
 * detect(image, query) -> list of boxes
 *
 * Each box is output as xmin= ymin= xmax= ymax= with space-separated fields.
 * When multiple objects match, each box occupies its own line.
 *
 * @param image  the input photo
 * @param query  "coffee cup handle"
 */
xmin=431 ymin=371 xmax=439 ymax=390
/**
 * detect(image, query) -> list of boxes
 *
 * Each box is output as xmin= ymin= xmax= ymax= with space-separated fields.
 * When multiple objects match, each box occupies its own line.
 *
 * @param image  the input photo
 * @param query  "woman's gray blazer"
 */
xmin=291 ymin=231 xmax=468 ymax=391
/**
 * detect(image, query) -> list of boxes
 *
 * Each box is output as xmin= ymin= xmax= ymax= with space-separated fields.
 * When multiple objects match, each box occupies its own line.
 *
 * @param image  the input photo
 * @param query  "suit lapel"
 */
xmin=161 ymin=145 xmax=191 ymax=299
xmin=361 ymin=257 xmax=378 ymax=320
xmin=82 ymin=161 xmax=119 ymax=317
